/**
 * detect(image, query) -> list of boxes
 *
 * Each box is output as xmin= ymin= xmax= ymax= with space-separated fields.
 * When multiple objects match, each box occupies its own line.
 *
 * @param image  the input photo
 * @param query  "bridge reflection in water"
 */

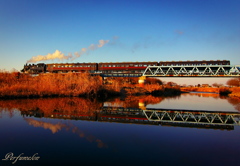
xmin=21 ymin=106 xmax=240 ymax=131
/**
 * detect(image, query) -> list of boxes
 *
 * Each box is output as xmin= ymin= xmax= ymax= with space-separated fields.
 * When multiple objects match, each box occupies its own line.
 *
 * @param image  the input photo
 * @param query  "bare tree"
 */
xmin=226 ymin=77 xmax=240 ymax=87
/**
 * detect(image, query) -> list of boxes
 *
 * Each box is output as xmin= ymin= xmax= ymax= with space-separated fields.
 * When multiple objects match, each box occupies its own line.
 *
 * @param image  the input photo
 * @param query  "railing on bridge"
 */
xmin=142 ymin=65 xmax=240 ymax=77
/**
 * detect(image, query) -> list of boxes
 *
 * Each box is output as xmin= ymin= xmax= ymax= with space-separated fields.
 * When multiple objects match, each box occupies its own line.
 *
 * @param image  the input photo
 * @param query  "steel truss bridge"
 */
xmin=100 ymin=107 xmax=240 ymax=129
xmin=142 ymin=65 xmax=240 ymax=77
xmin=143 ymin=109 xmax=240 ymax=126
xmin=22 ymin=106 xmax=240 ymax=130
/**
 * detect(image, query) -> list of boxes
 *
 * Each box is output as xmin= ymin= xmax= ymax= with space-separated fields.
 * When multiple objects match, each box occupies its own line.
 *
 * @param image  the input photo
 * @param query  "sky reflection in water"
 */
xmin=0 ymin=94 xmax=239 ymax=166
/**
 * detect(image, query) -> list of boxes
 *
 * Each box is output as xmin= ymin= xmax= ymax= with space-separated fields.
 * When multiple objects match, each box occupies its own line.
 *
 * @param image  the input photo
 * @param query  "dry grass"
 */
xmin=0 ymin=72 xmax=182 ymax=98
xmin=181 ymin=87 xmax=219 ymax=93
xmin=180 ymin=86 xmax=240 ymax=98
xmin=0 ymin=72 xmax=103 ymax=98
xmin=229 ymin=87 xmax=240 ymax=98
xmin=143 ymin=84 xmax=163 ymax=92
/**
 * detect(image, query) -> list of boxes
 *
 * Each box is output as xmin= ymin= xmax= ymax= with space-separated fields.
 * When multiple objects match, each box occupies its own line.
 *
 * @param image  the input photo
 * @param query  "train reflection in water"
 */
xmin=21 ymin=106 xmax=240 ymax=131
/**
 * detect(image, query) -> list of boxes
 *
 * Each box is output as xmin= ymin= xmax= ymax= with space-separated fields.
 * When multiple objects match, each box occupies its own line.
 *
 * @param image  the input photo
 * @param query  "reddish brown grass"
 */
xmin=0 ymin=72 xmax=103 ymax=98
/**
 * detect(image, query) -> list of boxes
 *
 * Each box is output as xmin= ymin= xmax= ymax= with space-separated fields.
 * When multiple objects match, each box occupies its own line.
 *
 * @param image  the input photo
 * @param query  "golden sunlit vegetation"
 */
xmin=181 ymin=86 xmax=240 ymax=98
xmin=229 ymin=87 xmax=240 ymax=98
xmin=181 ymin=87 xmax=219 ymax=93
xmin=0 ymin=71 xmax=181 ymax=99
xmin=0 ymin=98 xmax=102 ymax=118
xmin=227 ymin=77 xmax=240 ymax=87
xmin=104 ymin=95 xmax=166 ymax=108
xmin=104 ymin=77 xmax=180 ymax=96
xmin=0 ymin=72 xmax=103 ymax=98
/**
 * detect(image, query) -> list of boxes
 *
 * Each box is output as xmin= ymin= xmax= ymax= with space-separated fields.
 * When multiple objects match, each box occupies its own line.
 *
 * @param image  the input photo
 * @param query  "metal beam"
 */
xmin=142 ymin=65 xmax=240 ymax=77
xmin=143 ymin=110 xmax=240 ymax=126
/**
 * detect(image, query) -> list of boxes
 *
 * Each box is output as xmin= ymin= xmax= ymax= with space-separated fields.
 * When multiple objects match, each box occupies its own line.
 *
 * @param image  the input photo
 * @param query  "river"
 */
xmin=0 ymin=93 xmax=239 ymax=166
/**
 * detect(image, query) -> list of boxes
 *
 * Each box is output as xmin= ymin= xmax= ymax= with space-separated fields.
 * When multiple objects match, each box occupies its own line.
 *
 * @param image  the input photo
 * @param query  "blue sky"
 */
xmin=0 ymin=0 xmax=240 ymax=71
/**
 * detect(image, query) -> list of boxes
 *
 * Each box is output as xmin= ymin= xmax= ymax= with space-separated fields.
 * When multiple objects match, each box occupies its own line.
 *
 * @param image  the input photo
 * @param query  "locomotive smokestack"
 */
xmin=26 ymin=39 xmax=109 ymax=63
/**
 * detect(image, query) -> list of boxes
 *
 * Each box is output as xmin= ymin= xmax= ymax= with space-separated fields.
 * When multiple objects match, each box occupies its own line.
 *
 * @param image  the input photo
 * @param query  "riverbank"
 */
xmin=0 ymin=72 xmax=181 ymax=99
xmin=0 ymin=72 xmax=103 ymax=98
xmin=180 ymin=86 xmax=240 ymax=98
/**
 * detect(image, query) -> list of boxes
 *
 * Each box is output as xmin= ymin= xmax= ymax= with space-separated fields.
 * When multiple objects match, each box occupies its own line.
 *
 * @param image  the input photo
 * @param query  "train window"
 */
xmin=109 ymin=65 xmax=112 ymax=67
xmin=139 ymin=64 xmax=142 ymax=67
xmin=143 ymin=64 xmax=147 ymax=67
xmin=121 ymin=65 xmax=125 ymax=67
xmin=104 ymin=65 xmax=107 ymax=67
xmin=113 ymin=65 xmax=116 ymax=67
xmin=134 ymin=64 xmax=138 ymax=67
xmin=130 ymin=64 xmax=133 ymax=66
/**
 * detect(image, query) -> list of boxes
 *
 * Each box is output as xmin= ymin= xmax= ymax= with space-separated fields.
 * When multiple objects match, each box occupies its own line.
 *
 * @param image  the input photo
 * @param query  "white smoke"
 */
xmin=27 ymin=50 xmax=71 ymax=63
xmin=27 ymin=39 xmax=109 ymax=63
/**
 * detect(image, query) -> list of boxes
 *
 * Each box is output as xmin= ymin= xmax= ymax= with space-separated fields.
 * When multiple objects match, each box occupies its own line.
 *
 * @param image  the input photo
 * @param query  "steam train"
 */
xmin=21 ymin=60 xmax=230 ymax=74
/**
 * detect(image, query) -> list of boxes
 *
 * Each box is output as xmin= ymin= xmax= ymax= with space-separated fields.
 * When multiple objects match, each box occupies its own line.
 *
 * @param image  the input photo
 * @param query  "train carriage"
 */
xmin=98 ymin=61 xmax=158 ymax=74
xmin=159 ymin=60 xmax=230 ymax=66
xmin=46 ymin=63 xmax=98 ymax=73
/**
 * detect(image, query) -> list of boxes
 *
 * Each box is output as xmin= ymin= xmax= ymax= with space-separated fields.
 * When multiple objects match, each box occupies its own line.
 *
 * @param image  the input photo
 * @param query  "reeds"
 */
xmin=0 ymin=72 xmax=103 ymax=98
xmin=0 ymin=72 xmax=183 ymax=99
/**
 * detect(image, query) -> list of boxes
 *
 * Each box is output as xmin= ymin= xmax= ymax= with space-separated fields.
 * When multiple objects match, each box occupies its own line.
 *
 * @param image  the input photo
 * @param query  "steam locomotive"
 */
xmin=21 ymin=60 xmax=230 ymax=74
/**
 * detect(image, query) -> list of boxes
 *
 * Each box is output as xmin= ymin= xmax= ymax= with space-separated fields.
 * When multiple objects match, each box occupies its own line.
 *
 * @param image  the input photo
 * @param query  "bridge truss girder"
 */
xmin=143 ymin=110 xmax=240 ymax=126
xmin=142 ymin=65 xmax=240 ymax=77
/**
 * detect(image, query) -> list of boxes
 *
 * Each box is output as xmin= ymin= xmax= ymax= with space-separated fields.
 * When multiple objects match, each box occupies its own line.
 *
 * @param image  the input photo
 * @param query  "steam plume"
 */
xmin=27 ymin=39 xmax=109 ymax=63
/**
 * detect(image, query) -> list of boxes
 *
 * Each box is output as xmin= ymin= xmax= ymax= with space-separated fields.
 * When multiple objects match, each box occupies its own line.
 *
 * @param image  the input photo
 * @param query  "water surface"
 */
xmin=0 ymin=94 xmax=239 ymax=166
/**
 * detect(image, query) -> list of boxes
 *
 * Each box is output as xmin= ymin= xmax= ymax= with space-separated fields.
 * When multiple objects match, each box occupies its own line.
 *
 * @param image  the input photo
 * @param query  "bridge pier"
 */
xmin=138 ymin=99 xmax=146 ymax=110
xmin=138 ymin=76 xmax=146 ymax=87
